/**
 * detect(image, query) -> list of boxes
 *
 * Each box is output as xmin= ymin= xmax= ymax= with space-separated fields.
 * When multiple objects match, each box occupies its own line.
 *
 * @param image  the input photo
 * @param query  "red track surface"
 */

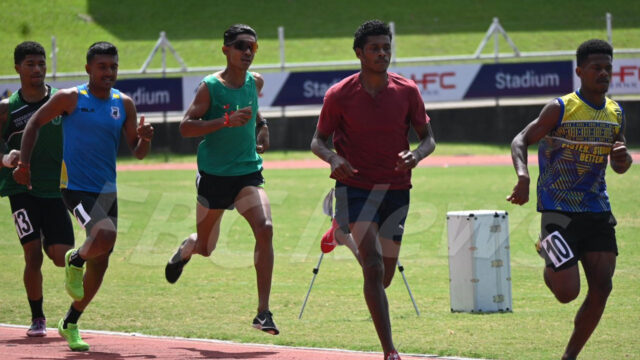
xmin=116 ymin=153 xmax=640 ymax=171
xmin=0 ymin=325 xmax=455 ymax=360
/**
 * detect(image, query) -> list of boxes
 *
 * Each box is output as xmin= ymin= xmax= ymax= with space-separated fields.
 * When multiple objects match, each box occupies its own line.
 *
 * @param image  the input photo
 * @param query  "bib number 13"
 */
xmin=13 ymin=209 xmax=34 ymax=239
xmin=540 ymin=231 xmax=574 ymax=268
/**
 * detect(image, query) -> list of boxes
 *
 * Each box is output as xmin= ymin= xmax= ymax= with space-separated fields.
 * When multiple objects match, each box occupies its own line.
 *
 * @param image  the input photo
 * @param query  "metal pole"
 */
xmin=161 ymin=32 xmax=170 ymax=162
xmin=389 ymin=21 xmax=396 ymax=66
xmin=51 ymin=36 xmax=57 ymax=80
xmin=606 ymin=12 xmax=613 ymax=45
xmin=299 ymin=253 xmax=324 ymax=319
xmin=494 ymin=17 xmax=500 ymax=107
xmin=397 ymin=261 xmax=420 ymax=316
xmin=278 ymin=26 xmax=286 ymax=71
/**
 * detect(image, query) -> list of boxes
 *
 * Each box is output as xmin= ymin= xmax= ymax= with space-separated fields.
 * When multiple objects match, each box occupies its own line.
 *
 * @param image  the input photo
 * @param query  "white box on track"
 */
xmin=447 ymin=210 xmax=512 ymax=313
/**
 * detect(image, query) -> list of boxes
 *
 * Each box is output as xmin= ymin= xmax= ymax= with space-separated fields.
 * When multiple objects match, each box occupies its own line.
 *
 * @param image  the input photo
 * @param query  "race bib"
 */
xmin=73 ymin=204 xmax=91 ymax=229
xmin=540 ymin=231 xmax=575 ymax=268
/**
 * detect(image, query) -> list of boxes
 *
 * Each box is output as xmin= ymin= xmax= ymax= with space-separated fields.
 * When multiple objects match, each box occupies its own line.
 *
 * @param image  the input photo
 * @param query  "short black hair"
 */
xmin=14 ymin=41 xmax=45 ymax=64
xmin=223 ymin=24 xmax=257 ymax=45
xmin=86 ymin=41 xmax=118 ymax=63
xmin=576 ymin=39 xmax=613 ymax=67
xmin=353 ymin=20 xmax=392 ymax=51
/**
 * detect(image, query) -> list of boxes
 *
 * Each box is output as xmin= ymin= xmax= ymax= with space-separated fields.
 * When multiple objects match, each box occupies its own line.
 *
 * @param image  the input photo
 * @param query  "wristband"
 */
xmin=257 ymin=118 xmax=267 ymax=128
xmin=224 ymin=113 xmax=231 ymax=127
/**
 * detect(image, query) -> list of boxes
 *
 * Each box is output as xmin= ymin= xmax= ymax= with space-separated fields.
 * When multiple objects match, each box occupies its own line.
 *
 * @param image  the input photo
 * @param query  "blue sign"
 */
xmin=464 ymin=61 xmax=573 ymax=98
xmin=272 ymin=70 xmax=357 ymax=106
xmin=115 ymin=78 xmax=183 ymax=112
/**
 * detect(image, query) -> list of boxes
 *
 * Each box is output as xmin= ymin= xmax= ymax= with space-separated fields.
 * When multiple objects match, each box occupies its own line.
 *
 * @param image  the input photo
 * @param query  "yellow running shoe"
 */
xmin=57 ymin=318 xmax=89 ymax=351
xmin=64 ymin=249 xmax=84 ymax=301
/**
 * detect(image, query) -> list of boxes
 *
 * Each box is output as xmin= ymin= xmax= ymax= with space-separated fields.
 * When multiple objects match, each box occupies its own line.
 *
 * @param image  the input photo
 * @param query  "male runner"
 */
xmin=310 ymin=20 xmax=435 ymax=360
xmin=163 ymin=24 xmax=277 ymax=335
xmin=14 ymin=41 xmax=154 ymax=351
xmin=507 ymin=39 xmax=632 ymax=360
xmin=0 ymin=41 xmax=74 ymax=338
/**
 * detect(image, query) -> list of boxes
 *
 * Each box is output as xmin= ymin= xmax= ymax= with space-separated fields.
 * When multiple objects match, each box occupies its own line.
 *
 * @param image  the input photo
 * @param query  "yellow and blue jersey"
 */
xmin=60 ymin=84 xmax=125 ymax=193
xmin=537 ymin=90 xmax=623 ymax=212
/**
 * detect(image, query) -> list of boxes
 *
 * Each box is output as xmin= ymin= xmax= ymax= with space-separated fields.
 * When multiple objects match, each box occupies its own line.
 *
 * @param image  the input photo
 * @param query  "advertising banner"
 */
xmin=115 ymin=78 xmax=183 ymax=112
xmin=391 ymin=64 xmax=482 ymax=102
xmin=464 ymin=61 xmax=574 ymax=98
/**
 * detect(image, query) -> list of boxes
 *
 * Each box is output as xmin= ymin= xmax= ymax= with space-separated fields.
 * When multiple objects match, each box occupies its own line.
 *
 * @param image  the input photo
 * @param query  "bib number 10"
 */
xmin=540 ymin=231 xmax=574 ymax=268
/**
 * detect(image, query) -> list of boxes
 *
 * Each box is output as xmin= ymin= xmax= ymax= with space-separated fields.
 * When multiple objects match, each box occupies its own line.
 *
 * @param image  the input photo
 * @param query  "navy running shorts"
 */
xmin=334 ymin=182 xmax=410 ymax=242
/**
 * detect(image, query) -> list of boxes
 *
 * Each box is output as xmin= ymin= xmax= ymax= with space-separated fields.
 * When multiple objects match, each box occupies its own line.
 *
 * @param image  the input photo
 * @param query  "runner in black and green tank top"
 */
xmin=0 ymin=85 xmax=62 ymax=198
xmin=0 ymin=41 xmax=74 ymax=339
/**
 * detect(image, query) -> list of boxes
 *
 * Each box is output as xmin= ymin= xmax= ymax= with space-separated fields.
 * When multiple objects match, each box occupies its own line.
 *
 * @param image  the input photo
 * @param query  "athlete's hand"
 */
xmin=611 ymin=141 xmax=630 ymax=163
xmin=12 ymin=162 xmax=32 ymax=190
xmin=395 ymin=150 xmax=419 ymax=171
xmin=506 ymin=175 xmax=530 ymax=205
xmin=1 ymin=149 xmax=20 ymax=168
xmin=227 ymin=106 xmax=252 ymax=127
xmin=329 ymin=154 xmax=358 ymax=180
xmin=137 ymin=115 xmax=154 ymax=142
xmin=256 ymin=127 xmax=269 ymax=154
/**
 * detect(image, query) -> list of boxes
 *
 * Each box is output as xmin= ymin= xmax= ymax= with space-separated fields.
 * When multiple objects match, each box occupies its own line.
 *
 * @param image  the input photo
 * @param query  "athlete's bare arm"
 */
xmin=253 ymin=72 xmax=269 ymax=154
xmin=395 ymin=122 xmax=436 ymax=171
xmin=179 ymin=81 xmax=252 ymax=138
xmin=610 ymin=115 xmax=632 ymax=174
xmin=507 ymin=99 xmax=562 ymax=205
xmin=0 ymin=99 xmax=19 ymax=168
xmin=18 ymin=88 xmax=78 ymax=164
xmin=121 ymin=94 xmax=153 ymax=160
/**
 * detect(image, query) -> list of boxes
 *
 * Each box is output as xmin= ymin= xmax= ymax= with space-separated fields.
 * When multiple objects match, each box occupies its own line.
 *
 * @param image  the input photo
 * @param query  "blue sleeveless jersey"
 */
xmin=60 ymin=84 xmax=126 ymax=193
xmin=537 ymin=91 xmax=624 ymax=212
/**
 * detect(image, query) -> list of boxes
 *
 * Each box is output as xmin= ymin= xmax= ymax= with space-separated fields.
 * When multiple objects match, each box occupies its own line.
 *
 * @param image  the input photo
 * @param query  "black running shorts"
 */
xmin=196 ymin=170 xmax=265 ymax=210
xmin=9 ymin=192 xmax=74 ymax=247
xmin=539 ymin=211 xmax=617 ymax=271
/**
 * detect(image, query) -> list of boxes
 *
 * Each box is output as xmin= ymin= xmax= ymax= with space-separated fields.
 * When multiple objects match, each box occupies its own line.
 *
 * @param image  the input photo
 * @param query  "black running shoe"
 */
xmin=165 ymin=240 xmax=191 ymax=284
xmin=252 ymin=310 xmax=279 ymax=335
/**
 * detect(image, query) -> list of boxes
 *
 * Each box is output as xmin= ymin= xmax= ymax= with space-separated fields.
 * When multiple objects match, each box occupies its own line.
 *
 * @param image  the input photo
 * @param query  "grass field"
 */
xmin=1 ymin=1 xmax=639 ymax=75
xmin=1 ymin=157 xmax=638 ymax=360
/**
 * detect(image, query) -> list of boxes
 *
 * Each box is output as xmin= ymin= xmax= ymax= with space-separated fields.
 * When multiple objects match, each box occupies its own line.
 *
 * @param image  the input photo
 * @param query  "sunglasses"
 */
xmin=227 ymin=40 xmax=258 ymax=53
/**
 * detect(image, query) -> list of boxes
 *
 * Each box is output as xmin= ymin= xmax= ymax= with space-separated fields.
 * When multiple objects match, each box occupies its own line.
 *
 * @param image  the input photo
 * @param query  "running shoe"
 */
xmin=26 ymin=317 xmax=46 ymax=337
xmin=57 ymin=318 xmax=89 ymax=351
xmin=252 ymin=310 xmax=279 ymax=335
xmin=64 ymin=249 xmax=84 ymax=301
xmin=165 ymin=238 xmax=191 ymax=284
xmin=385 ymin=349 xmax=401 ymax=360
xmin=320 ymin=218 xmax=339 ymax=254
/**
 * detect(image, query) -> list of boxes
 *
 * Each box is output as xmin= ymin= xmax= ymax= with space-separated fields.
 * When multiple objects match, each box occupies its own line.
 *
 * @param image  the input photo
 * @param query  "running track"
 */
xmin=0 ymin=324 xmax=479 ymax=360
xmin=116 ymin=153 xmax=640 ymax=171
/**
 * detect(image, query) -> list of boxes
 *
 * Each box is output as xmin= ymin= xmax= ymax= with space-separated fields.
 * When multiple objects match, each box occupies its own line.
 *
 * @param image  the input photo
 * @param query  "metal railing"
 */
xmin=1 ymin=13 xmax=639 ymax=82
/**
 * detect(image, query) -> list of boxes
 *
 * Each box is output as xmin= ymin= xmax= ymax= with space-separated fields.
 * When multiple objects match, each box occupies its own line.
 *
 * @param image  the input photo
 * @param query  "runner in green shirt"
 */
xmin=164 ymin=24 xmax=277 ymax=335
xmin=0 ymin=41 xmax=74 ymax=338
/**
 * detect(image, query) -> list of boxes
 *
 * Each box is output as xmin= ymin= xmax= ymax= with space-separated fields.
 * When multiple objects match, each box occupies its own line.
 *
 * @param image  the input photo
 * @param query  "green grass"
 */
xmin=1 ymin=164 xmax=638 ymax=360
xmin=117 ymin=142 xmax=515 ymax=164
xmin=1 ymin=1 xmax=639 ymax=75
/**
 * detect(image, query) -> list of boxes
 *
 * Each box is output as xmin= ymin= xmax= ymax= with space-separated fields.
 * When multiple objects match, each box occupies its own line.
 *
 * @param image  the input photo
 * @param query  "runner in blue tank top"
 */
xmin=14 ymin=41 xmax=154 ymax=352
xmin=507 ymin=39 xmax=633 ymax=360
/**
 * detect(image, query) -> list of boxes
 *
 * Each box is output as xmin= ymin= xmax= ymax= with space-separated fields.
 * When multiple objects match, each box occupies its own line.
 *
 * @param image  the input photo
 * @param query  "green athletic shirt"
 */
xmin=197 ymin=72 xmax=262 ymax=176
xmin=0 ymin=85 xmax=63 ymax=198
